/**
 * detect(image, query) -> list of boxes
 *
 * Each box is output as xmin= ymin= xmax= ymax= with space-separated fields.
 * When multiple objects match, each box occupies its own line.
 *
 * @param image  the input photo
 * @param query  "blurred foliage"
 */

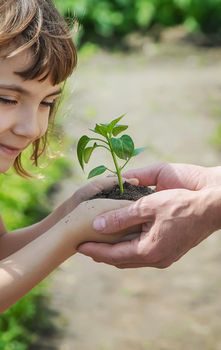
xmin=0 ymin=283 xmax=53 ymax=350
xmin=0 ymin=135 xmax=73 ymax=349
xmin=0 ymin=149 xmax=71 ymax=231
xmin=54 ymin=0 xmax=221 ymax=45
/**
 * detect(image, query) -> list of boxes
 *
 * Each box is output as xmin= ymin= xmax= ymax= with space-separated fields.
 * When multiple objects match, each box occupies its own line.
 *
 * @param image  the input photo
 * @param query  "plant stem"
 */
xmin=90 ymin=138 xmax=109 ymax=145
xmin=107 ymin=138 xmax=124 ymax=194
xmin=120 ymin=156 xmax=131 ymax=171
xmin=96 ymin=145 xmax=111 ymax=152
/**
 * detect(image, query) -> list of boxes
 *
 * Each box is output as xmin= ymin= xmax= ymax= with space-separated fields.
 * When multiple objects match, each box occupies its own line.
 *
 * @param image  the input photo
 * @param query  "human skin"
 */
xmin=0 ymin=48 xmax=139 ymax=311
xmin=0 ymin=50 xmax=62 ymax=174
xmin=0 ymin=197 xmax=136 ymax=313
xmin=78 ymin=163 xmax=221 ymax=268
xmin=0 ymin=171 xmax=138 ymax=312
xmin=0 ymin=176 xmax=138 ymax=260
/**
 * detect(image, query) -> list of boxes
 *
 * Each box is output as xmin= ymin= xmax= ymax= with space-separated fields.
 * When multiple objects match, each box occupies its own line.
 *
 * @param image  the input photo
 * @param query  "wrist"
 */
xmin=198 ymin=186 xmax=221 ymax=234
xmin=58 ymin=194 xmax=80 ymax=218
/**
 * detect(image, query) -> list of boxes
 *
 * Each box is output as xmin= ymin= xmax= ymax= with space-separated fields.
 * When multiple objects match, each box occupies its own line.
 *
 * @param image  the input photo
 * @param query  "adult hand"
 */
xmin=78 ymin=163 xmax=221 ymax=268
xmin=122 ymin=162 xmax=221 ymax=191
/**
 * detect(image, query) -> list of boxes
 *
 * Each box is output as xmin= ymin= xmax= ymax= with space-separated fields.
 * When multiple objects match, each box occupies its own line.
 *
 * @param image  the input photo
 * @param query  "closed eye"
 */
xmin=40 ymin=101 xmax=56 ymax=108
xmin=0 ymin=97 xmax=57 ymax=108
xmin=0 ymin=97 xmax=17 ymax=105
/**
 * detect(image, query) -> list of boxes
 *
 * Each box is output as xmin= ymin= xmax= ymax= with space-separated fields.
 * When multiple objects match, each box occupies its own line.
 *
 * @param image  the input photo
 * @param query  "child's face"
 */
xmin=0 ymin=49 xmax=61 ymax=173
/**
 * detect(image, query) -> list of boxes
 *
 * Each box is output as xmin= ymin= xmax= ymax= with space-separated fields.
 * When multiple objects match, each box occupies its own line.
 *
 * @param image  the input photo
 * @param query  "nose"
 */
xmin=12 ymin=107 xmax=44 ymax=140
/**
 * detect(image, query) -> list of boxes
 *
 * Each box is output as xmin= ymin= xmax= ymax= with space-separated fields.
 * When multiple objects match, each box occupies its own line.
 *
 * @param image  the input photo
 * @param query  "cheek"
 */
xmin=38 ymin=114 xmax=50 ymax=138
xmin=40 ymin=121 xmax=49 ymax=136
xmin=0 ymin=110 xmax=13 ymax=133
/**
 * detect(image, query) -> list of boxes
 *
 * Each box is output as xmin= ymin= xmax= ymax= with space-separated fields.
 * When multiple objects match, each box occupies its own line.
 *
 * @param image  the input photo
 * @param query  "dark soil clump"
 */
xmin=92 ymin=182 xmax=155 ymax=201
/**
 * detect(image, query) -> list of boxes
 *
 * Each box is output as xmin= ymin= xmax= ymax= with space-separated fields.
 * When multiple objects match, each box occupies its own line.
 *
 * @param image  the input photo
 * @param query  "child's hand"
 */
xmin=59 ymin=198 xmax=141 ymax=250
xmin=73 ymin=176 xmax=139 ymax=206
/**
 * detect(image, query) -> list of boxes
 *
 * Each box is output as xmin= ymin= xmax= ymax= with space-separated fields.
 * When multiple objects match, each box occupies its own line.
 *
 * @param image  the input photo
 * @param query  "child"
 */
xmin=0 ymin=0 xmax=135 ymax=312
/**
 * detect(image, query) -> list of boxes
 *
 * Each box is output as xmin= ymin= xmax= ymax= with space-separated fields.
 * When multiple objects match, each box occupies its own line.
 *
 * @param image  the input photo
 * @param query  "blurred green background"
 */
xmin=55 ymin=0 xmax=221 ymax=46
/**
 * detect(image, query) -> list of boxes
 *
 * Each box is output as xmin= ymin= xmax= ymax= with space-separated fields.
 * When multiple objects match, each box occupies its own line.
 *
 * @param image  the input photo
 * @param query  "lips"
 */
xmin=1 ymin=144 xmax=22 ymax=151
xmin=0 ymin=143 xmax=25 ymax=157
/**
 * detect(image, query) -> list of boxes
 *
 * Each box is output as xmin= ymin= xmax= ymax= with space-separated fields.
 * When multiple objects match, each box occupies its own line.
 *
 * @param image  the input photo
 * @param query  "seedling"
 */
xmin=77 ymin=115 xmax=145 ymax=194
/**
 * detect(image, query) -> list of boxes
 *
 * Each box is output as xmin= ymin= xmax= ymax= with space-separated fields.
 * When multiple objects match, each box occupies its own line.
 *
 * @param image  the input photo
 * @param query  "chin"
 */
xmin=0 ymin=161 xmax=13 ymax=174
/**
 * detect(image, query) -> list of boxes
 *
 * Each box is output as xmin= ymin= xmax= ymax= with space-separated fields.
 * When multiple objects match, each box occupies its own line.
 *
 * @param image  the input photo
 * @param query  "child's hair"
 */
xmin=0 ymin=0 xmax=77 ymax=177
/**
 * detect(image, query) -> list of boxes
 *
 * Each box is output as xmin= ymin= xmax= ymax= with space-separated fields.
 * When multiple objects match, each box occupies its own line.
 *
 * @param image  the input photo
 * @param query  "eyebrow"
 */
xmin=0 ymin=84 xmax=62 ymax=98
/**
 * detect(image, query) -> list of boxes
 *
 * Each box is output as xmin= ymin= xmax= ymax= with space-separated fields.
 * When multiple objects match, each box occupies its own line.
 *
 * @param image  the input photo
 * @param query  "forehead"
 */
xmin=0 ymin=49 xmax=32 ymax=73
xmin=0 ymin=49 xmax=60 ymax=94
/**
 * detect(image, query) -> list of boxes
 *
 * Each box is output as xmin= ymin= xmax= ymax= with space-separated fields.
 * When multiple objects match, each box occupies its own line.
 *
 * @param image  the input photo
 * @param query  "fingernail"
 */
xmin=93 ymin=217 xmax=106 ymax=231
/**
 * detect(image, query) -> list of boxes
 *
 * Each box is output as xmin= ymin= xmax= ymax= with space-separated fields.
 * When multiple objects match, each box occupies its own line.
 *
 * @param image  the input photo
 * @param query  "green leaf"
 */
xmin=108 ymin=114 xmax=126 ymax=133
xmin=111 ymin=135 xmax=134 ymax=160
xmin=100 ymin=123 xmax=109 ymax=128
xmin=112 ymin=125 xmax=128 ymax=136
xmin=133 ymin=147 xmax=146 ymax=156
xmin=88 ymin=165 xmax=107 ymax=179
xmin=83 ymin=143 xmax=97 ymax=163
xmin=90 ymin=124 xmax=108 ymax=137
xmin=77 ymin=135 xmax=90 ymax=170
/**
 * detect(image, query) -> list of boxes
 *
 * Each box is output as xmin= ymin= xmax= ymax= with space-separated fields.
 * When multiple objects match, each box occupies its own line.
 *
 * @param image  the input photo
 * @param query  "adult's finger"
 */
xmin=115 ymin=260 xmax=170 ymax=269
xmin=78 ymin=239 xmax=141 ymax=265
xmin=123 ymin=163 xmax=165 ymax=186
xmin=78 ymin=227 xmax=155 ymax=265
xmin=78 ymin=239 xmax=162 ymax=268
xmin=115 ymin=262 xmax=159 ymax=269
xmin=92 ymin=196 xmax=154 ymax=233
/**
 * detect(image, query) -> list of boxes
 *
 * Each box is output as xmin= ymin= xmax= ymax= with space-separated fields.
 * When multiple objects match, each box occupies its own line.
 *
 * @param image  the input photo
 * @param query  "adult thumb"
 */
xmin=93 ymin=199 xmax=153 ymax=234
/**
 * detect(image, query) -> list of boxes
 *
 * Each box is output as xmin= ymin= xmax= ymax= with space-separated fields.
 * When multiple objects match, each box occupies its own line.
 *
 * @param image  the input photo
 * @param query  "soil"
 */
xmin=34 ymin=40 xmax=221 ymax=350
xmin=91 ymin=182 xmax=155 ymax=201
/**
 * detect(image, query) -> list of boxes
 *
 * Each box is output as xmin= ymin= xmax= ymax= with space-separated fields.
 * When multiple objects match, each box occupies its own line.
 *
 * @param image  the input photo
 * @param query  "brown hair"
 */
xmin=0 ymin=0 xmax=77 ymax=176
